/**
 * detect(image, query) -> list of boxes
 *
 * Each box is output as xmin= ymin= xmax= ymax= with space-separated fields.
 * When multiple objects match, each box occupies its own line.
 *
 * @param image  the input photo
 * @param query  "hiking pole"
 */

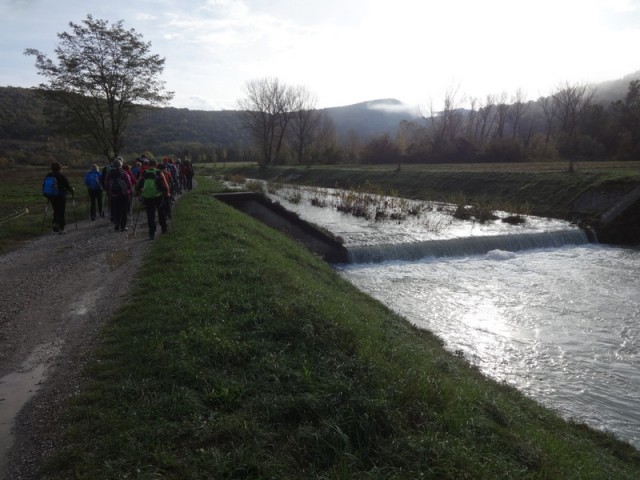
xmin=129 ymin=197 xmax=144 ymax=239
xmin=40 ymin=199 xmax=49 ymax=233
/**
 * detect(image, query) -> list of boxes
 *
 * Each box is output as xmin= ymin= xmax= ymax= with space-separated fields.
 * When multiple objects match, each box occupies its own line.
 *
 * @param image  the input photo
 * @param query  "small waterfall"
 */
xmin=346 ymin=229 xmax=590 ymax=264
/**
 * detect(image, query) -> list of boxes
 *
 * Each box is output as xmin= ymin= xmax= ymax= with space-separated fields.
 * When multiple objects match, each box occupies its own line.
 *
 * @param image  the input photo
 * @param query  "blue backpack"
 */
xmin=42 ymin=175 xmax=60 ymax=197
xmin=87 ymin=172 xmax=102 ymax=191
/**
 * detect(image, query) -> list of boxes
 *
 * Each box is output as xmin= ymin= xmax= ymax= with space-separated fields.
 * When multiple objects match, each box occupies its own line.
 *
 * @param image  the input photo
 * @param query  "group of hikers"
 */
xmin=42 ymin=155 xmax=194 ymax=239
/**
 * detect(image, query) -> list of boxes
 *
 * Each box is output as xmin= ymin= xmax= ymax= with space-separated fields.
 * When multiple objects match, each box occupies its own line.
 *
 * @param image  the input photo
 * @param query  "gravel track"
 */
xmin=0 ymin=212 xmax=156 ymax=480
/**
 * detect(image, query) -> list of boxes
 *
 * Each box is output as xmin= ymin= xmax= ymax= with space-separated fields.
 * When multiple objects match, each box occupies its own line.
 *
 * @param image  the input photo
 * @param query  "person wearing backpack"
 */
xmin=106 ymin=157 xmax=132 ymax=232
xmin=165 ymin=158 xmax=181 ymax=195
xmin=42 ymin=161 xmax=74 ymax=233
xmin=84 ymin=163 xmax=103 ymax=220
xmin=134 ymin=158 xmax=169 ymax=240
xmin=181 ymin=159 xmax=194 ymax=191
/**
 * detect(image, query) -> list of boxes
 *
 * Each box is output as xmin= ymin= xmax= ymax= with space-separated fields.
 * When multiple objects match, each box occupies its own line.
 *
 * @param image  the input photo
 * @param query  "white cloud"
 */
xmin=1 ymin=0 xmax=639 ymax=110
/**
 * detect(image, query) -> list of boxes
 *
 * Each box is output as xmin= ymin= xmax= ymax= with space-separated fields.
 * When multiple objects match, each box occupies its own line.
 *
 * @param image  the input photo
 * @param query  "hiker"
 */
xmin=175 ymin=158 xmax=186 ymax=192
xmin=157 ymin=163 xmax=174 ymax=220
xmin=123 ymin=163 xmax=136 ymax=217
xmin=131 ymin=159 xmax=142 ymax=180
xmin=100 ymin=160 xmax=113 ymax=221
xmin=84 ymin=163 xmax=103 ymax=220
xmin=165 ymin=157 xmax=181 ymax=195
xmin=138 ymin=155 xmax=152 ymax=180
xmin=135 ymin=159 xmax=169 ymax=240
xmin=181 ymin=159 xmax=194 ymax=191
xmin=122 ymin=163 xmax=136 ymax=187
xmin=105 ymin=157 xmax=132 ymax=232
xmin=43 ymin=161 xmax=74 ymax=233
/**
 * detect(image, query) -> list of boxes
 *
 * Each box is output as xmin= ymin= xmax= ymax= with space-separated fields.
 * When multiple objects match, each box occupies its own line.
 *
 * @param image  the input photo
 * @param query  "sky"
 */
xmin=1 ymin=0 xmax=640 ymax=111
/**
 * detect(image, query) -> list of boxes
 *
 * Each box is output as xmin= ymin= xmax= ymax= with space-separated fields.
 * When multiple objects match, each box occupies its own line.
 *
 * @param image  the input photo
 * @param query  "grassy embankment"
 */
xmin=26 ymin=175 xmax=638 ymax=479
xmin=208 ymin=161 xmax=640 ymax=220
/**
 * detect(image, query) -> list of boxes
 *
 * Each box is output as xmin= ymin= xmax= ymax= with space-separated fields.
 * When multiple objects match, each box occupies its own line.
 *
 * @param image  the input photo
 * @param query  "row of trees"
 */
xmin=238 ymin=77 xmax=640 ymax=168
xmin=238 ymin=78 xmax=339 ymax=166
xmin=23 ymin=14 xmax=639 ymax=168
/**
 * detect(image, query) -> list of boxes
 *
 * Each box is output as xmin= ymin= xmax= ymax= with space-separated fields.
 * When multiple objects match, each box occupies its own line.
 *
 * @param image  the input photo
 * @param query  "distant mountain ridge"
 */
xmin=0 ymin=71 xmax=638 ymax=162
xmin=0 ymin=87 xmax=422 ymax=151
xmin=323 ymin=98 xmax=421 ymax=140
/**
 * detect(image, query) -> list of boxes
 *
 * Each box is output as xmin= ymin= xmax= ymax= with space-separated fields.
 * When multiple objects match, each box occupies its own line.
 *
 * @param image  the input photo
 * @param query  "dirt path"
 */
xmin=0 ymin=210 xmax=158 ymax=480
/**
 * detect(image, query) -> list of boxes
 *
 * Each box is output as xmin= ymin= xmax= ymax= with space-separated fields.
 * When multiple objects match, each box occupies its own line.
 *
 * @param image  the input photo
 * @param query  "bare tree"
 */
xmin=25 ymin=15 xmax=173 ymax=160
xmin=464 ymin=96 xmax=479 ymax=140
xmin=538 ymin=95 xmax=557 ymax=145
xmin=238 ymin=77 xmax=300 ymax=166
xmin=425 ymin=83 xmax=464 ymax=157
xmin=509 ymin=88 xmax=529 ymax=140
xmin=553 ymin=82 xmax=596 ymax=138
xmin=476 ymin=94 xmax=497 ymax=145
xmin=494 ymin=92 xmax=509 ymax=139
xmin=288 ymin=86 xmax=322 ymax=164
xmin=552 ymin=81 xmax=597 ymax=170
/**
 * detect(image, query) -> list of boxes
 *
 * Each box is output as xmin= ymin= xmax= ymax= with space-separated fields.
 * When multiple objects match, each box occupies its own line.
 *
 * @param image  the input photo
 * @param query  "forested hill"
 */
xmin=1 ymin=71 xmax=637 ymax=165
xmin=127 ymin=106 xmax=249 ymax=154
xmin=0 ymin=86 xmax=417 ymax=159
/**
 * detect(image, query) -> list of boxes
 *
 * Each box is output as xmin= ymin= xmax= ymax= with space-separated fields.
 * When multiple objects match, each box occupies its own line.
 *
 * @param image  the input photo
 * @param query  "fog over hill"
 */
xmin=323 ymin=98 xmax=422 ymax=140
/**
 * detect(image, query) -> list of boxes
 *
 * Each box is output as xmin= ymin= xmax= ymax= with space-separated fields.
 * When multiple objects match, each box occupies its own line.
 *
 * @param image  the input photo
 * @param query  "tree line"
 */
xmin=238 ymin=77 xmax=640 ymax=169
xmin=5 ymin=14 xmax=639 ymax=168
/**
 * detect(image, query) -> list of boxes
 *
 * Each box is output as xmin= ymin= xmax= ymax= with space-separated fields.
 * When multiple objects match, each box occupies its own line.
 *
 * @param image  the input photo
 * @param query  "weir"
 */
xmin=215 ymin=192 xmax=593 ymax=265
xmin=346 ymin=229 xmax=590 ymax=264
xmin=213 ymin=192 xmax=349 ymax=263
xmin=572 ymin=181 xmax=640 ymax=245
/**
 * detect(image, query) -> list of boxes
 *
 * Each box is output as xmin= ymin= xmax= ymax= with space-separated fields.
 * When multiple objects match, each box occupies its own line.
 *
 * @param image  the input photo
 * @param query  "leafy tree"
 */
xmin=25 ymin=15 xmax=173 ymax=161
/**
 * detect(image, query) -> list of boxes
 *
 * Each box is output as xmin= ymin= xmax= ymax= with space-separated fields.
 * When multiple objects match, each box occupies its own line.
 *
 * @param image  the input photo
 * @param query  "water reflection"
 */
xmin=338 ymin=246 xmax=640 ymax=448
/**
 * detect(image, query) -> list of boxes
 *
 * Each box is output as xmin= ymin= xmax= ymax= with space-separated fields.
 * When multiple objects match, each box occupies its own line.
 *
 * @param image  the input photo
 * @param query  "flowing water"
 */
xmin=265 ymin=184 xmax=640 ymax=448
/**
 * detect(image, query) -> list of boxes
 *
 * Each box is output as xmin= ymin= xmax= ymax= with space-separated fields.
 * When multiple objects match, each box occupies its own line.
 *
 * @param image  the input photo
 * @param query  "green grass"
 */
xmin=0 ymin=166 xmax=91 ymax=253
xmin=37 ymin=177 xmax=639 ymax=479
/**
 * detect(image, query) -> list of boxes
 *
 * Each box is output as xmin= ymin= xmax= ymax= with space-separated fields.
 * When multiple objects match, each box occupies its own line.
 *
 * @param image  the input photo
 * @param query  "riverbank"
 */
xmin=32 ymin=177 xmax=639 ymax=479
xmin=208 ymin=162 xmax=640 ymax=238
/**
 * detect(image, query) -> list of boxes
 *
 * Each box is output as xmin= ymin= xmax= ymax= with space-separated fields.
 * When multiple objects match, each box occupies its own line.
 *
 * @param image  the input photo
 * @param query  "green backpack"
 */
xmin=141 ymin=169 xmax=163 ymax=199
